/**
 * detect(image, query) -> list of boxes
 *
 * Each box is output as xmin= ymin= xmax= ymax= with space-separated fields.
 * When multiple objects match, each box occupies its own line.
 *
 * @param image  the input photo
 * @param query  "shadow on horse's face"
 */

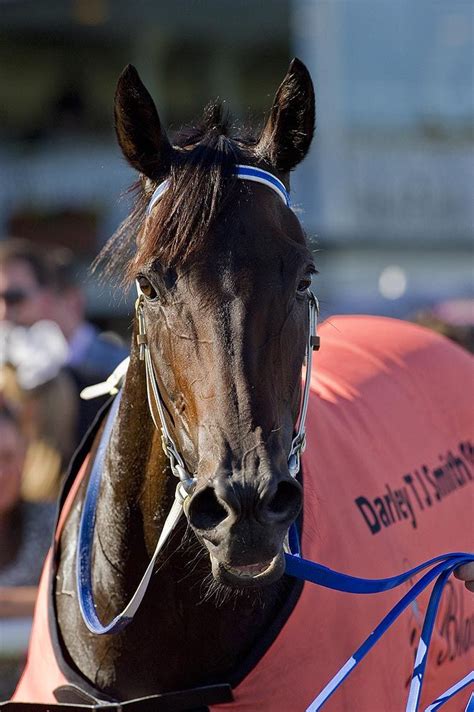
xmin=113 ymin=60 xmax=316 ymax=587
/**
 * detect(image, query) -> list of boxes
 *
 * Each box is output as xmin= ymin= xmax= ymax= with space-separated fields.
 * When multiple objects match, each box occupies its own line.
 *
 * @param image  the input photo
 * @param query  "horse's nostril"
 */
xmin=188 ymin=487 xmax=228 ymax=531
xmin=267 ymin=480 xmax=302 ymax=521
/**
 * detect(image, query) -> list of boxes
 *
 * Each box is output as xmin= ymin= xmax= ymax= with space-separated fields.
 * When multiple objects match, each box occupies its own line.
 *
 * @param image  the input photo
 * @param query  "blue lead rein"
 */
xmin=284 ymin=548 xmax=474 ymax=711
xmin=76 ymin=391 xmax=132 ymax=635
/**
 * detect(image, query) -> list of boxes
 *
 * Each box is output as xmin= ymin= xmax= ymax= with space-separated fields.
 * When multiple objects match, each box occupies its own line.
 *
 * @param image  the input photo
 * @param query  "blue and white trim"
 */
xmin=234 ymin=165 xmax=290 ymax=207
xmin=146 ymin=164 xmax=290 ymax=215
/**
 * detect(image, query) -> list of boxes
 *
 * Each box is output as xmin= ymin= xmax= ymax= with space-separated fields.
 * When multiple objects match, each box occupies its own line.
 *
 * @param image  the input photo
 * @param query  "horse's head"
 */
xmin=113 ymin=60 xmax=315 ymax=588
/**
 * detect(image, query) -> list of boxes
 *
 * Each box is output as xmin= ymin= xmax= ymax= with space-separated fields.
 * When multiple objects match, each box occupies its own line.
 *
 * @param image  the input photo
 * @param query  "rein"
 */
xmin=76 ymin=164 xmax=474 ymax=710
xmin=286 ymin=552 xmax=474 ymax=711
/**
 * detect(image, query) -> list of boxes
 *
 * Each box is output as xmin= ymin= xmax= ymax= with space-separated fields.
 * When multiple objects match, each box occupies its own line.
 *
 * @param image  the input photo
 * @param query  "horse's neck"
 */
xmin=56 ymin=349 xmax=296 ymax=697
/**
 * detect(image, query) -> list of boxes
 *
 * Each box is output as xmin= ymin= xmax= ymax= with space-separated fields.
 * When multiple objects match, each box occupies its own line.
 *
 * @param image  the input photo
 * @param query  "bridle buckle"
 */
xmin=135 ymin=295 xmax=147 ymax=360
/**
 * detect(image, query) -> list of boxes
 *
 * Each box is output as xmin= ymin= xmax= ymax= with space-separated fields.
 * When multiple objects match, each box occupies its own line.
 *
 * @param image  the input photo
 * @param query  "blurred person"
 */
xmin=0 ymin=405 xmax=54 ymax=586
xmin=49 ymin=247 xmax=128 ymax=383
xmin=0 ymin=242 xmax=70 ymax=501
xmin=0 ymin=405 xmax=55 ymax=700
xmin=0 ymin=238 xmax=128 ymax=446
xmin=0 ymin=239 xmax=56 ymax=327
xmin=411 ymin=298 xmax=474 ymax=353
xmin=0 ymin=359 xmax=77 ymax=502
xmin=48 ymin=247 xmax=129 ymax=440
xmin=0 ymin=239 xmax=128 ymax=377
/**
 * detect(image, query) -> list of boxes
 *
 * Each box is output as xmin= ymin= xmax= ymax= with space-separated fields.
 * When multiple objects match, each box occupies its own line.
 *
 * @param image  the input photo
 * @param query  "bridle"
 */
xmin=136 ymin=164 xmax=320 ymax=498
xmin=78 ymin=164 xmax=320 ymax=634
xmin=135 ymin=281 xmax=319 ymax=496
xmin=136 ymin=163 xmax=320 ymax=495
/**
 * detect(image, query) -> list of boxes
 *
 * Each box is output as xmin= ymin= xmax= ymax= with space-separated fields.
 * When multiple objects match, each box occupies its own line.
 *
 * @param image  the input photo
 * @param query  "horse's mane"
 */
xmin=97 ymin=102 xmax=256 ymax=281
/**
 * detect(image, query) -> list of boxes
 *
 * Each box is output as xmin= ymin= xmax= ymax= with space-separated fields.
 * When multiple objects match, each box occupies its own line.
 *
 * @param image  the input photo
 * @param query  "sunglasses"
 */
xmin=0 ymin=288 xmax=37 ymax=306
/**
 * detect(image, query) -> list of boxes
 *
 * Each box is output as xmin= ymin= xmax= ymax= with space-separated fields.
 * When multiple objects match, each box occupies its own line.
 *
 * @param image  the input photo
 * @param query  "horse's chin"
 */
xmin=209 ymin=551 xmax=285 ymax=588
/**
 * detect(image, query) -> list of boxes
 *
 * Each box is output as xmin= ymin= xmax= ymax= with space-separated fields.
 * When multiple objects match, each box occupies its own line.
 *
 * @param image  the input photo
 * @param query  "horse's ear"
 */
xmin=114 ymin=64 xmax=172 ymax=179
xmin=257 ymin=58 xmax=315 ymax=172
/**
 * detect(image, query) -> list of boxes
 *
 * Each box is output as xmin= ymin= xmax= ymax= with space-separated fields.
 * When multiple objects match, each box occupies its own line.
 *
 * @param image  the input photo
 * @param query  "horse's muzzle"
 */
xmin=185 ymin=473 xmax=302 ymax=587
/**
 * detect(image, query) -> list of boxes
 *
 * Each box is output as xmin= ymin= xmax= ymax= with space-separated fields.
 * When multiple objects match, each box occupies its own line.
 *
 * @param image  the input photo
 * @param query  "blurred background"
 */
xmin=1 ymin=0 xmax=472 ymax=325
xmin=0 ymin=0 xmax=473 ymax=698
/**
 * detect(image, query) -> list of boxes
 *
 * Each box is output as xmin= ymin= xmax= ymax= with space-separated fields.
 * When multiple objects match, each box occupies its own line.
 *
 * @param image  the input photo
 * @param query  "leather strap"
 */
xmin=0 ymin=683 xmax=233 ymax=712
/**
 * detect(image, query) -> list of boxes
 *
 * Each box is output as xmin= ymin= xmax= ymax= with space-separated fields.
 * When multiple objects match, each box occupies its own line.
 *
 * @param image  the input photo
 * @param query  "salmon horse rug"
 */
xmin=12 ymin=316 xmax=474 ymax=711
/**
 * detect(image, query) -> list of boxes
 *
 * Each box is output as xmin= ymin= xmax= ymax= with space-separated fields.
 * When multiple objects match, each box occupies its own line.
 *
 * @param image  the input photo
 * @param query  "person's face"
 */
xmin=0 ymin=418 xmax=24 ymax=513
xmin=0 ymin=260 xmax=54 ymax=326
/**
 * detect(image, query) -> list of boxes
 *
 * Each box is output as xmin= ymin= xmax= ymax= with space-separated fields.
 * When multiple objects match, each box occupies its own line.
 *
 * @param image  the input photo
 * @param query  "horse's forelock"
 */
xmin=133 ymin=127 xmax=240 ymax=272
xmin=96 ymin=102 xmax=259 ymax=283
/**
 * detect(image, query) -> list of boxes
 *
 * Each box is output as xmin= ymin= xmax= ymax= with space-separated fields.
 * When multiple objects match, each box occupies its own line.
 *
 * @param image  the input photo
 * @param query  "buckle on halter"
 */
xmin=161 ymin=433 xmax=173 ymax=458
xmin=288 ymin=450 xmax=301 ymax=478
xmin=135 ymin=295 xmax=148 ymax=360
xmin=174 ymin=467 xmax=197 ymax=495
xmin=300 ymin=433 xmax=307 ymax=452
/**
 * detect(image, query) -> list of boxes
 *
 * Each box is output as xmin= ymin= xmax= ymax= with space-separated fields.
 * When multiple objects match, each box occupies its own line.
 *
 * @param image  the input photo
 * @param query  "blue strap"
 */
xmin=234 ymin=165 xmax=291 ymax=207
xmin=287 ymin=521 xmax=301 ymax=558
xmin=284 ymin=544 xmax=474 ymax=711
xmin=466 ymin=692 xmax=474 ymax=712
xmin=284 ymin=549 xmax=471 ymax=595
xmin=424 ymin=674 xmax=474 ymax=711
xmin=76 ymin=391 xmax=133 ymax=634
xmin=407 ymin=564 xmax=455 ymax=710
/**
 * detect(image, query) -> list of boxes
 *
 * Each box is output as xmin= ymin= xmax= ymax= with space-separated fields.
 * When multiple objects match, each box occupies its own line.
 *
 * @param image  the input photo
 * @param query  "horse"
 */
xmin=11 ymin=59 xmax=474 ymax=711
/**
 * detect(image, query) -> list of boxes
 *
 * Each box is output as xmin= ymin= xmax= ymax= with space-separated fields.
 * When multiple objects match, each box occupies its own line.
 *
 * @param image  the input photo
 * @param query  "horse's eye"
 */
xmin=296 ymin=275 xmax=313 ymax=295
xmin=137 ymin=276 xmax=158 ymax=300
